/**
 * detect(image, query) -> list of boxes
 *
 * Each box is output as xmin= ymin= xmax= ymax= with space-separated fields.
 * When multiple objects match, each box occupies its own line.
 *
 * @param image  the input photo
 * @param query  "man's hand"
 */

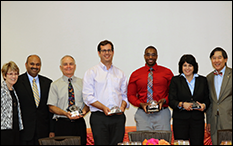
xmin=157 ymin=98 xmax=166 ymax=110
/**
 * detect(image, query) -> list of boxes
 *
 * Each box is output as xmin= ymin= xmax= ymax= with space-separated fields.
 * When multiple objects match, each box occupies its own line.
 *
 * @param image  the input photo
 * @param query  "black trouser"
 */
xmin=90 ymin=111 xmax=126 ymax=145
xmin=55 ymin=117 xmax=87 ymax=145
xmin=173 ymin=118 xmax=204 ymax=145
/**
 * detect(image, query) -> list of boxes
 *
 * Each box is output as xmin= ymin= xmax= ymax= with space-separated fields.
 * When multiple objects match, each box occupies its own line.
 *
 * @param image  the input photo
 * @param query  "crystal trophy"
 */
xmin=146 ymin=100 xmax=160 ymax=112
xmin=108 ymin=106 xmax=123 ymax=115
xmin=67 ymin=105 xmax=83 ymax=117
xmin=190 ymin=101 xmax=201 ymax=109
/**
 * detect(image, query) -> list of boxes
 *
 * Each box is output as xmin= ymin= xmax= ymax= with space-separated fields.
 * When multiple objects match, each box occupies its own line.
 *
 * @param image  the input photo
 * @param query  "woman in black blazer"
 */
xmin=168 ymin=54 xmax=210 ymax=145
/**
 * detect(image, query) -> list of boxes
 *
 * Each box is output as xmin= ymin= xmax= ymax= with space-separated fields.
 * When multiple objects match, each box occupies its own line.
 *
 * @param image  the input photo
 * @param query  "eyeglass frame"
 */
xmin=100 ymin=49 xmax=113 ymax=53
xmin=6 ymin=73 xmax=19 ymax=76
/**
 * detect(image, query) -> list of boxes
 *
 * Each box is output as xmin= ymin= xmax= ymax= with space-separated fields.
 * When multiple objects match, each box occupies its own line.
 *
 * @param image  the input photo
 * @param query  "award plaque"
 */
xmin=146 ymin=100 xmax=160 ymax=112
xmin=67 ymin=105 xmax=83 ymax=117
xmin=190 ymin=101 xmax=201 ymax=109
xmin=108 ymin=106 xmax=122 ymax=115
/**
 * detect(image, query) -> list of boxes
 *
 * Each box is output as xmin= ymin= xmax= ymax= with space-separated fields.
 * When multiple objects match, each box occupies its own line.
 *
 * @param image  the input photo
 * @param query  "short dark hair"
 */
xmin=144 ymin=46 xmax=157 ymax=54
xmin=209 ymin=47 xmax=228 ymax=66
xmin=97 ymin=40 xmax=114 ymax=52
xmin=178 ymin=54 xmax=198 ymax=74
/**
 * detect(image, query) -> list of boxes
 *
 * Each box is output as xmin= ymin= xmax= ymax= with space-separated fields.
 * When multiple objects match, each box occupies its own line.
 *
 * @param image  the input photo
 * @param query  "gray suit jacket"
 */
xmin=206 ymin=66 xmax=232 ymax=135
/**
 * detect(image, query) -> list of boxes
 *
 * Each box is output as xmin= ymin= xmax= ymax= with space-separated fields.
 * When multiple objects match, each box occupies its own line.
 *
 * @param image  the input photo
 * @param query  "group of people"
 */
xmin=1 ymin=39 xmax=232 ymax=145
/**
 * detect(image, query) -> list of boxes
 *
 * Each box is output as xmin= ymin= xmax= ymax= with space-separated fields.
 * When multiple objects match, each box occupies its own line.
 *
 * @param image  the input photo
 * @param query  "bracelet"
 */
xmin=181 ymin=102 xmax=184 ymax=108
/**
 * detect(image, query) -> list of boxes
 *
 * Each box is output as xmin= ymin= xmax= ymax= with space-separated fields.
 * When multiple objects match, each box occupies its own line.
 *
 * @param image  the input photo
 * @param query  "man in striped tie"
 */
xmin=127 ymin=46 xmax=174 ymax=131
xmin=14 ymin=55 xmax=54 ymax=145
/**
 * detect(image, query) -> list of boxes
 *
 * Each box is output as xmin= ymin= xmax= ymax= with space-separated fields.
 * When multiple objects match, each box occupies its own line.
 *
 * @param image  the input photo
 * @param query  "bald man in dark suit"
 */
xmin=14 ymin=55 xmax=54 ymax=145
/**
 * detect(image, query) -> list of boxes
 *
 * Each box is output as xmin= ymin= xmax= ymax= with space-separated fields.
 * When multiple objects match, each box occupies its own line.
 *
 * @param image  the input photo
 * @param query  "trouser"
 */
xmin=135 ymin=107 xmax=171 ymax=131
xmin=55 ymin=117 xmax=87 ymax=145
xmin=90 ymin=111 xmax=126 ymax=145
xmin=173 ymin=118 xmax=205 ymax=145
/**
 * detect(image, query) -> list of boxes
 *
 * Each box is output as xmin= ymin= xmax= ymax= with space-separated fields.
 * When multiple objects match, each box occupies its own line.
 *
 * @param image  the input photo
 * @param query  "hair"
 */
xmin=26 ymin=54 xmax=41 ymax=63
xmin=1 ymin=61 xmax=20 ymax=80
xmin=97 ymin=40 xmax=114 ymax=52
xmin=144 ymin=46 xmax=157 ymax=55
xmin=209 ymin=47 xmax=228 ymax=66
xmin=178 ymin=54 xmax=198 ymax=74
xmin=60 ymin=55 xmax=76 ymax=65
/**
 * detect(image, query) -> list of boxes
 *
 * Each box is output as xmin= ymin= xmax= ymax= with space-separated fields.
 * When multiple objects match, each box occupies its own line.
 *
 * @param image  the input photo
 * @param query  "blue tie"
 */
xmin=147 ymin=68 xmax=153 ymax=102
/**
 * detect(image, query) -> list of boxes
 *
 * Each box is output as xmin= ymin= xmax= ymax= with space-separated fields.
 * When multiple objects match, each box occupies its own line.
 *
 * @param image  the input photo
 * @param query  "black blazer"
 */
xmin=14 ymin=72 xmax=53 ymax=141
xmin=168 ymin=74 xmax=210 ymax=120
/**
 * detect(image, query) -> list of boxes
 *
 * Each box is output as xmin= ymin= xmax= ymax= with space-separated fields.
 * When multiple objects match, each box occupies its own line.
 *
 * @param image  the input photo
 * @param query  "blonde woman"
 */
xmin=1 ymin=61 xmax=23 ymax=145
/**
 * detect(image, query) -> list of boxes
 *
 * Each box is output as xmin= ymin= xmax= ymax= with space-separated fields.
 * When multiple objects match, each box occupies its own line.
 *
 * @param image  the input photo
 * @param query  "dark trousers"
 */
xmin=1 ymin=129 xmax=20 ymax=145
xmin=55 ymin=117 xmax=87 ymax=145
xmin=90 ymin=111 xmax=126 ymax=145
xmin=173 ymin=118 xmax=205 ymax=145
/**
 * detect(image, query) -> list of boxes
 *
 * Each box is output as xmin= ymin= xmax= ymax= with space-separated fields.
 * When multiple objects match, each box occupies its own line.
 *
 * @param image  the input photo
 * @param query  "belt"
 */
xmin=139 ymin=106 xmax=168 ymax=110
xmin=56 ymin=118 xmax=77 ymax=122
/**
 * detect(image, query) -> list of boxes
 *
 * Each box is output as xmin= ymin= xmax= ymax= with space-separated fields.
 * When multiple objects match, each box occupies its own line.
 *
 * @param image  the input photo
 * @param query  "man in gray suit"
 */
xmin=206 ymin=47 xmax=232 ymax=145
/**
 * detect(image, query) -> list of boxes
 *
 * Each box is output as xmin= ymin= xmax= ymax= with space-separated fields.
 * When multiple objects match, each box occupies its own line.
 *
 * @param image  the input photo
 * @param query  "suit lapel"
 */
xmin=218 ymin=67 xmax=232 ymax=102
xmin=22 ymin=73 xmax=34 ymax=99
xmin=209 ymin=73 xmax=218 ymax=102
xmin=193 ymin=76 xmax=199 ymax=98
xmin=180 ymin=76 xmax=192 ymax=97
xmin=38 ymin=75 xmax=43 ymax=106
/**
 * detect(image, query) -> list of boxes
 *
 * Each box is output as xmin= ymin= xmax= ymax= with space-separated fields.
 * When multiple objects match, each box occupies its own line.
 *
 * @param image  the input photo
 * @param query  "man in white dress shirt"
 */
xmin=82 ymin=40 xmax=130 ymax=145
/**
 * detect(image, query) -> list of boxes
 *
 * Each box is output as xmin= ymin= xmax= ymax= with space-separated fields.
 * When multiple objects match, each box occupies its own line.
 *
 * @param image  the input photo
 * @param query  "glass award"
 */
xmin=146 ymin=100 xmax=160 ymax=112
xmin=190 ymin=101 xmax=201 ymax=109
xmin=108 ymin=106 xmax=123 ymax=115
xmin=67 ymin=105 xmax=83 ymax=117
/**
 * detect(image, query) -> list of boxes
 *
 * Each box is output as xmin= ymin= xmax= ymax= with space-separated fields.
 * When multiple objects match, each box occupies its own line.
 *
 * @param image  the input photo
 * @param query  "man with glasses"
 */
xmin=127 ymin=46 xmax=174 ymax=131
xmin=82 ymin=40 xmax=130 ymax=145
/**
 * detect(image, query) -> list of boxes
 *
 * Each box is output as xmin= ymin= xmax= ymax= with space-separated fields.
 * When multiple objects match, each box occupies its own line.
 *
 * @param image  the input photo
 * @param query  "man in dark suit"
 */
xmin=14 ymin=55 xmax=54 ymax=145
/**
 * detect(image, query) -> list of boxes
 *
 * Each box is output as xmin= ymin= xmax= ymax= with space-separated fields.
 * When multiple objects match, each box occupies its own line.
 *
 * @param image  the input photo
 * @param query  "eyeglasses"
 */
xmin=6 ymin=73 xmax=19 ymax=76
xmin=145 ymin=53 xmax=157 ymax=57
xmin=100 ymin=49 xmax=112 ymax=53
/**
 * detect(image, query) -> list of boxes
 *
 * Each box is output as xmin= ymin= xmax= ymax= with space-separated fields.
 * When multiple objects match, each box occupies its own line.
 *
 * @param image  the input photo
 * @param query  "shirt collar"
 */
xmin=62 ymin=75 xmax=74 ymax=83
xmin=27 ymin=72 xmax=39 ymax=81
xmin=99 ymin=62 xmax=113 ymax=70
xmin=180 ymin=73 xmax=199 ymax=79
xmin=214 ymin=66 xmax=226 ymax=76
xmin=145 ymin=63 xmax=157 ymax=71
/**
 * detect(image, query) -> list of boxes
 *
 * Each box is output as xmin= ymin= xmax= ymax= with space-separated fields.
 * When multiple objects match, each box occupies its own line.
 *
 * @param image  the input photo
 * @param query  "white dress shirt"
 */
xmin=82 ymin=62 xmax=129 ymax=112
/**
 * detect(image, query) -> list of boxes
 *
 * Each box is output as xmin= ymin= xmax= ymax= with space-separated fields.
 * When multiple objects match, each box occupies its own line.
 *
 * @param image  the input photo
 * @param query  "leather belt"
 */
xmin=139 ymin=106 xmax=168 ymax=110
xmin=56 ymin=118 xmax=76 ymax=122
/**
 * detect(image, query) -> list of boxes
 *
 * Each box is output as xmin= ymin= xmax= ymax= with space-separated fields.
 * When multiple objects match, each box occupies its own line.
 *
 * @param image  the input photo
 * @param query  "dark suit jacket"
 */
xmin=14 ymin=72 xmax=53 ymax=141
xmin=168 ymin=74 xmax=210 ymax=120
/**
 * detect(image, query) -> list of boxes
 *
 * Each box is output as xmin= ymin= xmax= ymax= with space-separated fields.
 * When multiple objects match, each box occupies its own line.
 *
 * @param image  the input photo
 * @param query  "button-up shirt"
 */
xmin=214 ymin=66 xmax=226 ymax=100
xmin=82 ymin=62 xmax=129 ymax=112
xmin=47 ymin=75 xmax=84 ymax=119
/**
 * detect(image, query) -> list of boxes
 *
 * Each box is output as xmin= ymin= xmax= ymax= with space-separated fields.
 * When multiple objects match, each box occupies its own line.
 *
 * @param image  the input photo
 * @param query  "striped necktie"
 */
xmin=68 ymin=78 xmax=75 ymax=107
xmin=147 ymin=68 xmax=153 ymax=102
xmin=32 ymin=79 xmax=40 ymax=107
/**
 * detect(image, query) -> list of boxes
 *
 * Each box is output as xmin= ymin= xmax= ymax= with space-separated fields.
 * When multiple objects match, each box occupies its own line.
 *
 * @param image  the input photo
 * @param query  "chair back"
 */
xmin=128 ymin=130 xmax=172 ymax=143
xmin=38 ymin=136 xmax=81 ymax=145
xmin=217 ymin=129 xmax=232 ymax=145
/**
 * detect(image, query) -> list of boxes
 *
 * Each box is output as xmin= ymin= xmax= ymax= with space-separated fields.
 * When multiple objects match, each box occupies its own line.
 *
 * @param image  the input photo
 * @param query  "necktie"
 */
xmin=68 ymin=78 xmax=75 ymax=107
xmin=32 ymin=79 xmax=40 ymax=107
xmin=214 ymin=70 xmax=223 ymax=76
xmin=147 ymin=68 xmax=153 ymax=102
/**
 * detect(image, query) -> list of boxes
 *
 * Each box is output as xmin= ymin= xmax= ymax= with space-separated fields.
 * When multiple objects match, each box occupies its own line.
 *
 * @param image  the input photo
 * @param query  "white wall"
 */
xmin=1 ymin=1 xmax=232 ymax=128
